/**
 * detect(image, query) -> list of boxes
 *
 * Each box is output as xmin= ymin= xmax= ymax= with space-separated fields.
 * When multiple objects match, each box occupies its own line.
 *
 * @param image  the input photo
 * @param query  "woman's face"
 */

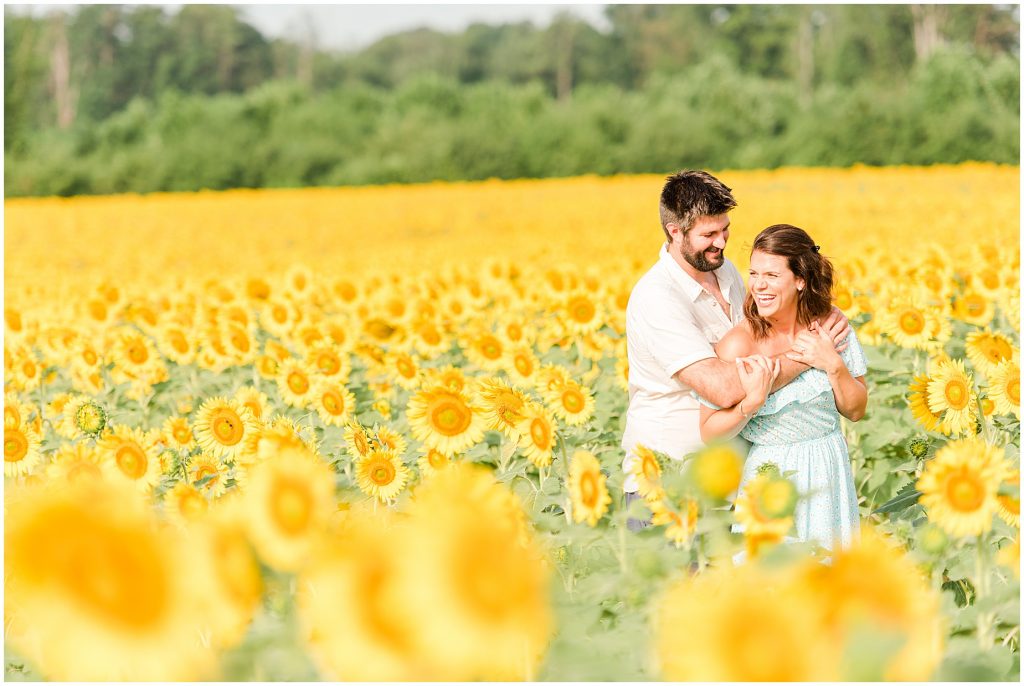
xmin=748 ymin=250 xmax=805 ymax=319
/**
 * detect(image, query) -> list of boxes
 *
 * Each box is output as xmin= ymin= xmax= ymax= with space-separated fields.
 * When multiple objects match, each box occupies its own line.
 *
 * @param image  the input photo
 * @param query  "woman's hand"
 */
xmin=786 ymin=322 xmax=844 ymax=374
xmin=736 ymin=354 xmax=779 ymax=410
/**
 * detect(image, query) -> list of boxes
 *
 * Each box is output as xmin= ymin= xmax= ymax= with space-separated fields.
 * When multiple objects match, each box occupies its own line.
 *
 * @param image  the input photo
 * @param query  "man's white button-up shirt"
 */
xmin=621 ymin=244 xmax=746 ymax=492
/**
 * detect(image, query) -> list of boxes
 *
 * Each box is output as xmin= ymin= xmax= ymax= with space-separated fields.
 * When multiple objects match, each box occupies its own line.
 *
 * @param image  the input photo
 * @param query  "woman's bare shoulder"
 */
xmin=713 ymin=322 xmax=756 ymax=361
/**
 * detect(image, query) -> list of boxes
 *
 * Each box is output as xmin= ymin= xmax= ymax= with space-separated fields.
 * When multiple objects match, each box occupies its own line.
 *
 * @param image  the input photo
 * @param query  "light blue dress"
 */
xmin=700 ymin=330 xmax=867 ymax=552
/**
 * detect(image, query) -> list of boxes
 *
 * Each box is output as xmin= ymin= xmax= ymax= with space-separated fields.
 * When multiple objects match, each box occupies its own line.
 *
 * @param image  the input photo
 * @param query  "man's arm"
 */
xmin=674 ymin=357 xmax=745 ymax=409
xmin=768 ymin=354 xmax=810 ymax=393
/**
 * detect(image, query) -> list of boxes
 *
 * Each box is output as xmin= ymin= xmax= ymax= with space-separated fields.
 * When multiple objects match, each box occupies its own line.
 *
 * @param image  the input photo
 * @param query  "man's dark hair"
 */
xmin=659 ymin=170 xmax=737 ymax=242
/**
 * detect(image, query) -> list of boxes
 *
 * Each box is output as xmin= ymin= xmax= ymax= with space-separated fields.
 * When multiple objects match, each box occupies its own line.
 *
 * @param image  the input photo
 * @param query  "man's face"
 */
xmin=676 ymin=214 xmax=730 ymax=272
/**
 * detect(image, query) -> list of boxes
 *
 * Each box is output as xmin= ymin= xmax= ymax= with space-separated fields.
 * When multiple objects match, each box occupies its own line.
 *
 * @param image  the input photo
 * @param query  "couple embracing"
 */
xmin=621 ymin=170 xmax=868 ymax=552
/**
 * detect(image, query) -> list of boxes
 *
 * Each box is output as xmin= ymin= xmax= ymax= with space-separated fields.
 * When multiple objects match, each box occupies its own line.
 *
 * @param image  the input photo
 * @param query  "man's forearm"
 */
xmin=769 ymin=354 xmax=809 ymax=393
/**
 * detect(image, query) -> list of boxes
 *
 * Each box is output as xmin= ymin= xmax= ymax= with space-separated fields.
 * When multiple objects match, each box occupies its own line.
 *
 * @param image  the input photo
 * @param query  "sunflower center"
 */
xmin=316 ymin=352 xmax=341 ymax=375
xmin=212 ymin=410 xmax=244 ymax=445
xmin=397 ymin=359 xmax=416 ymax=378
xmin=420 ymin=326 xmax=441 ymax=345
xmin=570 ymin=298 xmax=596 ymax=323
xmin=5 ymin=405 xmax=21 ymax=428
xmin=173 ymin=426 xmax=192 ymax=444
xmin=580 ymin=472 xmax=599 ymax=507
xmin=270 ymin=479 xmax=312 ymax=535
xmin=427 ymin=450 xmax=448 ymax=468
xmin=195 ymin=465 xmax=219 ymax=487
xmin=22 ymin=360 xmax=37 ymax=378
xmin=127 ymin=344 xmax=148 ymax=365
xmin=562 ymin=389 xmax=585 ymax=413
xmin=231 ymin=330 xmax=250 ymax=352
xmin=530 ymin=418 xmax=552 ymax=451
xmin=116 ymin=444 xmax=148 ymax=479
xmin=83 ymin=349 xmax=99 ymax=365
xmin=4 ymin=429 xmax=28 ymax=462
xmin=430 ymin=398 xmax=472 ymax=436
xmin=369 ymin=459 xmax=396 ymax=486
xmin=480 ymin=336 xmax=502 ymax=360
xmin=322 ymin=390 xmax=344 ymax=415
xmin=982 ymin=337 xmax=1013 ymax=363
xmin=946 ymin=472 xmax=985 ymax=512
xmin=1007 ymin=379 xmax=1020 ymax=405
xmin=287 ymin=371 xmax=310 ymax=395
xmin=980 ymin=270 xmax=1000 ymax=289
xmin=964 ymin=296 xmax=985 ymax=316
xmin=835 ymin=290 xmax=853 ymax=309
xmin=88 ymin=301 xmax=108 ymax=321
xmin=899 ymin=310 xmax=926 ymax=335
xmin=944 ymin=380 xmax=969 ymax=410
xmin=506 ymin=323 xmax=522 ymax=341
xmin=272 ymin=305 xmax=288 ymax=323
xmin=213 ymin=530 xmax=263 ymax=607
xmin=76 ymin=404 xmax=105 ymax=434
xmin=515 ymin=355 xmax=533 ymax=376
xmin=63 ymin=522 xmax=169 ymax=630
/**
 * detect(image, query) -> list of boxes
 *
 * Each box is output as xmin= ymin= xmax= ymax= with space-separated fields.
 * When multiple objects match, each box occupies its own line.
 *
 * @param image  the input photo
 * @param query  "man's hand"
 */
xmin=819 ymin=305 xmax=851 ymax=353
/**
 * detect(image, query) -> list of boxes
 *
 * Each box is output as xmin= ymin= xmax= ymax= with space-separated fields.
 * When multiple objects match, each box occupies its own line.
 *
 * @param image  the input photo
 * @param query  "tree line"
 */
xmin=4 ymin=4 xmax=1019 ymax=196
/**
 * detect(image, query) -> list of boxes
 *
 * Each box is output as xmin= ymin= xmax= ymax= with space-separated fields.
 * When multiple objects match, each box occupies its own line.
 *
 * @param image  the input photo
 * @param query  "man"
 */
xmin=621 ymin=170 xmax=848 ymax=527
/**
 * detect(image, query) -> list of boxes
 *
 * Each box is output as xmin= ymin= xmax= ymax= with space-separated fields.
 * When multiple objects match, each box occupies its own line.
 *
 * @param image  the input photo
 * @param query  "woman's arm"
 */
xmin=699 ymin=355 xmax=779 ymax=441
xmin=787 ymin=323 xmax=868 ymax=421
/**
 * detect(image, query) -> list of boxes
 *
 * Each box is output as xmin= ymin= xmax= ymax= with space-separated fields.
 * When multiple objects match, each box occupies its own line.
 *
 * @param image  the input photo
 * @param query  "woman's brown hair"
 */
xmin=743 ymin=224 xmax=834 ymax=340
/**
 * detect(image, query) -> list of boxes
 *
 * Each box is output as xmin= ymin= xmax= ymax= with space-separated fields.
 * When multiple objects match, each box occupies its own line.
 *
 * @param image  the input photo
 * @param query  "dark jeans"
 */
xmin=625 ymin=491 xmax=652 ymax=532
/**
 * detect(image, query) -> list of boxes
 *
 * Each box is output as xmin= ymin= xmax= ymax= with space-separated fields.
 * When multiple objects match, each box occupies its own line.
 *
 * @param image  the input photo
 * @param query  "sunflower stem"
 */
xmin=975 ymin=533 xmax=995 ymax=651
xmin=617 ymin=516 xmax=628 ymax=575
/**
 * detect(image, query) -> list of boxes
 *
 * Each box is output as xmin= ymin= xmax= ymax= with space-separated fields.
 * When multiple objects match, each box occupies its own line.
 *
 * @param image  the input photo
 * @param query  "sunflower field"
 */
xmin=3 ymin=164 xmax=1020 ymax=681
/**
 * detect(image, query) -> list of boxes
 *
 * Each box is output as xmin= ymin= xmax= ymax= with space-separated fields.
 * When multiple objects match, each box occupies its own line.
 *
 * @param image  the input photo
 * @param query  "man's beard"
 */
xmin=682 ymin=246 xmax=724 ymax=272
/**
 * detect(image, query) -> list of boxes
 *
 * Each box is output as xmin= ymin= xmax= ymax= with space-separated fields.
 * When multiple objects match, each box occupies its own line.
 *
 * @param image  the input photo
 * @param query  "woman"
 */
xmin=698 ymin=224 xmax=868 ymax=551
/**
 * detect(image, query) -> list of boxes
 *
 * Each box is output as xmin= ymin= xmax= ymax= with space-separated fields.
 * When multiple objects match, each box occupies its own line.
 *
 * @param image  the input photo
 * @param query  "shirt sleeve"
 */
xmin=634 ymin=287 xmax=716 ymax=379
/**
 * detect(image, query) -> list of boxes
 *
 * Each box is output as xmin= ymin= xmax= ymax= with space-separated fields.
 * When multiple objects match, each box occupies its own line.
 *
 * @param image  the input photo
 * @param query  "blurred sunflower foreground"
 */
xmin=3 ymin=164 xmax=1020 ymax=680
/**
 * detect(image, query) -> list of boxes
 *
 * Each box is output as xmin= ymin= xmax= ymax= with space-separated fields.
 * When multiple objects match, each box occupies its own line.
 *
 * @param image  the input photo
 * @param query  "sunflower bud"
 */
xmin=908 ymin=437 xmax=930 ymax=459
xmin=74 ymin=400 xmax=107 ymax=438
xmin=690 ymin=445 xmax=743 ymax=500
xmin=917 ymin=523 xmax=948 ymax=555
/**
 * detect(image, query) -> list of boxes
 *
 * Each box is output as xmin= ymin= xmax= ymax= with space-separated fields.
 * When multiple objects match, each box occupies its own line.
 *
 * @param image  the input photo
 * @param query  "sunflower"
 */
xmin=305 ymin=342 xmax=351 ymax=382
xmin=4 ymin=480 xmax=216 ymax=680
xmin=307 ymin=379 xmax=354 ymax=427
xmin=995 ymin=468 xmax=1020 ymax=528
xmin=907 ymin=373 xmax=949 ymax=434
xmin=462 ymin=330 xmax=506 ymax=371
xmin=544 ymin=379 xmax=595 ymax=426
xmin=965 ymin=329 xmax=1017 ymax=379
xmin=877 ymin=292 xmax=939 ymax=350
xmin=194 ymin=396 xmax=259 ymax=461
xmin=796 ymin=526 xmax=944 ymax=680
xmin=917 ymin=437 xmax=1008 ymax=537
xmin=569 ymin=449 xmax=611 ymax=526
xmin=986 ymin=359 xmax=1020 ymax=419
xmin=831 ymin=281 xmax=861 ymax=318
xmin=4 ymin=391 xmax=34 ymax=430
xmin=407 ymin=386 xmax=486 ymax=455
xmin=952 ymin=289 xmax=994 ymax=326
xmin=189 ymin=453 xmax=230 ymax=498
xmin=385 ymin=350 xmax=421 ymax=390
xmin=614 ymin=353 xmax=630 ymax=393
xmin=297 ymin=511 xmax=425 ymax=681
xmin=926 ymin=358 xmax=978 ymax=436
xmin=418 ymin=448 xmax=454 ymax=477
xmin=243 ymin=445 xmax=336 ymax=572
xmin=221 ymin=321 xmax=256 ymax=364
xmin=503 ymin=343 xmax=540 ymax=389
xmin=184 ymin=500 xmax=264 ymax=649
xmin=233 ymin=386 xmax=271 ymax=423
xmin=4 ymin=422 xmax=43 ymax=478
xmin=1000 ymin=291 xmax=1020 ymax=331
xmin=649 ymin=496 xmax=699 ymax=547
xmin=475 ymin=376 xmax=529 ymax=437
xmin=276 ymin=359 xmax=317 ymax=409
xmin=560 ymin=290 xmax=604 ymax=335
xmin=354 ymin=449 xmax=410 ymax=502
xmin=163 ymin=481 xmax=210 ymax=526
xmin=733 ymin=473 xmax=795 ymax=557
xmin=110 ymin=330 xmax=164 ymax=385
xmin=344 ymin=421 xmax=373 ymax=458
xmin=420 ymin=364 xmax=468 ymax=393
xmin=46 ymin=442 xmax=104 ymax=485
xmin=515 ymin=402 xmax=557 ymax=469
xmin=688 ymin=443 xmax=744 ymax=500
xmin=655 ymin=564 xmax=840 ymax=681
xmin=628 ymin=444 xmax=664 ymax=500
xmin=410 ymin=318 xmax=450 ymax=359
xmin=367 ymin=424 xmax=406 ymax=457
xmin=534 ymin=363 xmax=572 ymax=394
xmin=394 ymin=464 xmax=551 ymax=680
xmin=163 ymin=416 xmax=196 ymax=451
xmin=99 ymin=424 xmax=162 ymax=492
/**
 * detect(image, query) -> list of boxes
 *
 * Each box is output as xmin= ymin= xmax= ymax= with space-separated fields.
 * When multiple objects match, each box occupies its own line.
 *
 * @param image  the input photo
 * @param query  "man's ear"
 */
xmin=666 ymin=223 xmax=682 ymax=244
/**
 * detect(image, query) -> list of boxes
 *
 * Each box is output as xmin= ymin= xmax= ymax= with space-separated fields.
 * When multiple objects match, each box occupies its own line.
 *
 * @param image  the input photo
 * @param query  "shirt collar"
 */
xmin=659 ymin=243 xmax=737 ymax=302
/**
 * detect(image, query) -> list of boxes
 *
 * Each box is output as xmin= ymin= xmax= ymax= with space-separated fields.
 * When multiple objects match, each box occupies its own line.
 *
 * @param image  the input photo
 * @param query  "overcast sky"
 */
xmin=6 ymin=3 xmax=612 ymax=51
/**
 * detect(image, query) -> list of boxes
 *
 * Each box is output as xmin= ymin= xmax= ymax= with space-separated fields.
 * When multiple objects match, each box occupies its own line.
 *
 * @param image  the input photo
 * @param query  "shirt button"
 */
xmin=711 ymin=301 xmax=718 ymax=307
